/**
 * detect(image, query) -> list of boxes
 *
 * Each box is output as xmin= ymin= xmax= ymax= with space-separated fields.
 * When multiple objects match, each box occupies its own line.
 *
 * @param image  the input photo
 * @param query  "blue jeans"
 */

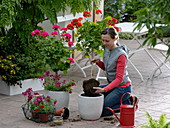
xmin=100 ymin=84 xmax=132 ymax=116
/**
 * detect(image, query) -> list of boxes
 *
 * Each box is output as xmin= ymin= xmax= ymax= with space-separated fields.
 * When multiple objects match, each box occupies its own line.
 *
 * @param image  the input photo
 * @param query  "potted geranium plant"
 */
xmin=66 ymin=10 xmax=120 ymax=76
xmin=31 ymin=25 xmax=75 ymax=75
xmin=22 ymin=88 xmax=57 ymax=123
xmin=38 ymin=71 xmax=76 ymax=110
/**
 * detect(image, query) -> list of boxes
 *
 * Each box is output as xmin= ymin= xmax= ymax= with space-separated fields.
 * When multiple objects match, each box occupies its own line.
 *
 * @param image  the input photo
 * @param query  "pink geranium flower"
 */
xmin=51 ymin=31 xmax=58 ymax=35
xmin=68 ymin=58 xmax=74 ymax=63
xmin=52 ymin=25 xmax=60 ymax=30
xmin=61 ymin=28 xmax=68 ymax=31
xmin=68 ymin=41 xmax=73 ymax=46
xmin=41 ymin=32 xmax=49 ymax=38
xmin=61 ymin=33 xmax=72 ymax=38
xmin=31 ymin=29 xmax=40 ymax=35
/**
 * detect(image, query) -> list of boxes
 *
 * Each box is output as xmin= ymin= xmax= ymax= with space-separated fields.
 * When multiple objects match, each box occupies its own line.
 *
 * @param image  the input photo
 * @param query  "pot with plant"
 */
xmin=31 ymin=25 xmax=77 ymax=111
xmin=38 ymin=71 xmax=76 ymax=110
xmin=67 ymin=10 xmax=115 ymax=77
xmin=31 ymin=24 xmax=75 ymax=76
xmin=0 ymin=54 xmax=45 ymax=95
xmin=21 ymin=88 xmax=57 ymax=123
xmin=78 ymin=78 xmax=104 ymax=120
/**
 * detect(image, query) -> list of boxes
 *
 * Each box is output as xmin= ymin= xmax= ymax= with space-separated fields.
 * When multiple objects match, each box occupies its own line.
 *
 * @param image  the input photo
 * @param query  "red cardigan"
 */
xmin=97 ymin=55 xmax=130 ymax=92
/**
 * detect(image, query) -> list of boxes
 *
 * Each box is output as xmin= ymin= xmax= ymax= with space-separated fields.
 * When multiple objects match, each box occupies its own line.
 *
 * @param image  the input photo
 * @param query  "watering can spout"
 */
xmin=106 ymin=107 xmax=121 ymax=122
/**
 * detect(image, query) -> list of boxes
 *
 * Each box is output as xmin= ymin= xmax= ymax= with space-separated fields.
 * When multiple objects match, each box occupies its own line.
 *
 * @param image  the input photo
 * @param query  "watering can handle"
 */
xmin=120 ymin=92 xmax=136 ymax=107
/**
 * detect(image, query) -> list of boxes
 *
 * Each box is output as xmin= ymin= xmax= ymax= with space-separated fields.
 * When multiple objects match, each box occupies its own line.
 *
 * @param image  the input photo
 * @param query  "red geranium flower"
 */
xmin=35 ymin=108 xmax=39 ymax=112
xmin=67 ymin=24 xmax=74 ymax=30
xmin=108 ymin=18 xmax=118 ymax=26
xmin=114 ymin=26 xmax=121 ymax=32
xmin=54 ymin=100 xmax=57 ymax=105
xmin=71 ymin=19 xmax=79 ymax=25
xmin=75 ymin=22 xmax=82 ymax=28
xmin=83 ymin=11 xmax=91 ymax=18
xmin=40 ymin=105 xmax=44 ymax=109
xmin=96 ymin=9 xmax=102 ymax=14
xmin=78 ymin=17 xmax=83 ymax=21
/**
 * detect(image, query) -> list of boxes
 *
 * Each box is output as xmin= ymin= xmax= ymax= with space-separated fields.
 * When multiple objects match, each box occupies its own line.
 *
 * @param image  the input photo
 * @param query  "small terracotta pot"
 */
xmin=55 ymin=107 xmax=69 ymax=119
xmin=39 ymin=112 xmax=50 ymax=122
xmin=31 ymin=112 xmax=39 ymax=119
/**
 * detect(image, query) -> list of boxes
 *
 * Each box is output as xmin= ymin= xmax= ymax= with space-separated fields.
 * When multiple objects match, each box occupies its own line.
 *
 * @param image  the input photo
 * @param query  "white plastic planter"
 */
xmin=45 ymin=91 xmax=70 ymax=110
xmin=78 ymin=92 xmax=104 ymax=120
xmin=0 ymin=78 xmax=44 ymax=96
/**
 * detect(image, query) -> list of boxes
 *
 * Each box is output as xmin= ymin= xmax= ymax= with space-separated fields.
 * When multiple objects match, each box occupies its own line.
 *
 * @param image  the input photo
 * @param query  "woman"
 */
xmin=91 ymin=27 xmax=137 ymax=116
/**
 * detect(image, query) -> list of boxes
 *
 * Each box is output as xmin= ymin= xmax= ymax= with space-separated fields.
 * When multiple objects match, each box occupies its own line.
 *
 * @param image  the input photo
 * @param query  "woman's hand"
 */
xmin=91 ymin=57 xmax=100 ymax=64
xmin=93 ymin=87 xmax=105 ymax=94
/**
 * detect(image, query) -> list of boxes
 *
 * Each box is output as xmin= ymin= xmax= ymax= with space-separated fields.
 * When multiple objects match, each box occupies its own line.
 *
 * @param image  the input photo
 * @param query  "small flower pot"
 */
xmin=38 ymin=112 xmax=50 ymax=122
xmin=78 ymin=92 xmax=104 ymax=120
xmin=31 ymin=112 xmax=39 ymax=119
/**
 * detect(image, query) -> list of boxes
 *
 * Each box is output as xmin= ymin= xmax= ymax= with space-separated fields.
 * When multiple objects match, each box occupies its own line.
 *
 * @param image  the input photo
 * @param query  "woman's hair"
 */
xmin=101 ymin=27 xmax=118 ymax=39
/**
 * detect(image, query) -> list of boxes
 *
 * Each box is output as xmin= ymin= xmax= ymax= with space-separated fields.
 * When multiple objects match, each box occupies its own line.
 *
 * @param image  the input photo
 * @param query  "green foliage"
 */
xmin=0 ymin=54 xmax=45 ymax=86
xmin=0 ymin=0 xmax=101 ymax=86
xmin=140 ymin=112 xmax=170 ymax=128
xmin=119 ymin=33 xmax=133 ymax=40
xmin=104 ymin=0 xmax=125 ymax=20
xmin=134 ymin=0 xmax=170 ymax=55
xmin=38 ymin=71 xmax=76 ymax=92
xmin=75 ymin=16 xmax=112 ymax=57
xmin=35 ymin=31 xmax=73 ymax=74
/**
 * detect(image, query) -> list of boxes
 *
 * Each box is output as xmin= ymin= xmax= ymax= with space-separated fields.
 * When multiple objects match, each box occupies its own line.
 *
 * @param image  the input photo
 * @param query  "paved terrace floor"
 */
xmin=0 ymin=39 xmax=170 ymax=128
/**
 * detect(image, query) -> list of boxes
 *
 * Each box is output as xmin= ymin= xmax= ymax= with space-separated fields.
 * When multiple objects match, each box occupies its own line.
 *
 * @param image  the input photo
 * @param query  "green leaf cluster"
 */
xmin=37 ymin=35 xmax=72 ymax=74
xmin=75 ymin=16 xmax=112 ymax=57
xmin=141 ymin=112 xmax=170 ymax=128
xmin=134 ymin=0 xmax=170 ymax=55
xmin=0 ymin=0 xmax=101 ymax=86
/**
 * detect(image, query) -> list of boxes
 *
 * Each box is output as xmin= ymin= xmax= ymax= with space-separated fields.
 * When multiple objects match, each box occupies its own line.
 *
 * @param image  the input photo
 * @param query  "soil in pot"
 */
xmin=82 ymin=78 xmax=100 ymax=97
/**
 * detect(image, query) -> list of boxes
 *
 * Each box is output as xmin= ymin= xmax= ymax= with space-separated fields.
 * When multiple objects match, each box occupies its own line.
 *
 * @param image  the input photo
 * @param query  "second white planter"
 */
xmin=78 ymin=92 xmax=104 ymax=120
xmin=45 ymin=91 xmax=70 ymax=110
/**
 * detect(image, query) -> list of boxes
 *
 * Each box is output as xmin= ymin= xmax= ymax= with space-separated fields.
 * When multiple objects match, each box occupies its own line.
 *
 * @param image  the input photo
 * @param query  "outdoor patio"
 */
xmin=0 ymin=39 xmax=170 ymax=128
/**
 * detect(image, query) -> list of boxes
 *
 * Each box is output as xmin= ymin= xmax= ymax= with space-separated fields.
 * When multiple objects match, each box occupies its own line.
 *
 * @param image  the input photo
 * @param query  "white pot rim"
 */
xmin=78 ymin=92 xmax=104 ymax=99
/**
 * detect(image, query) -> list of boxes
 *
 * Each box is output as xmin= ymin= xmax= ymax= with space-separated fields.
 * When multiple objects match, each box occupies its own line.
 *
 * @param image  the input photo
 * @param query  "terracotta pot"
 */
xmin=38 ymin=112 xmax=50 ymax=122
xmin=55 ymin=107 xmax=69 ymax=119
xmin=31 ymin=112 xmax=39 ymax=119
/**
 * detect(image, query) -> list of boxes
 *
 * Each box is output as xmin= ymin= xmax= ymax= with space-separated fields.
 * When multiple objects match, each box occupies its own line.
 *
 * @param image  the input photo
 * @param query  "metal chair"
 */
xmin=148 ymin=43 xmax=170 ymax=79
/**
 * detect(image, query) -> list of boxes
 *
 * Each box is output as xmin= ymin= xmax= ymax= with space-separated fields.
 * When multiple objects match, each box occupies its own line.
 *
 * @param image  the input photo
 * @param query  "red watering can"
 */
xmin=106 ymin=93 xmax=138 ymax=127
